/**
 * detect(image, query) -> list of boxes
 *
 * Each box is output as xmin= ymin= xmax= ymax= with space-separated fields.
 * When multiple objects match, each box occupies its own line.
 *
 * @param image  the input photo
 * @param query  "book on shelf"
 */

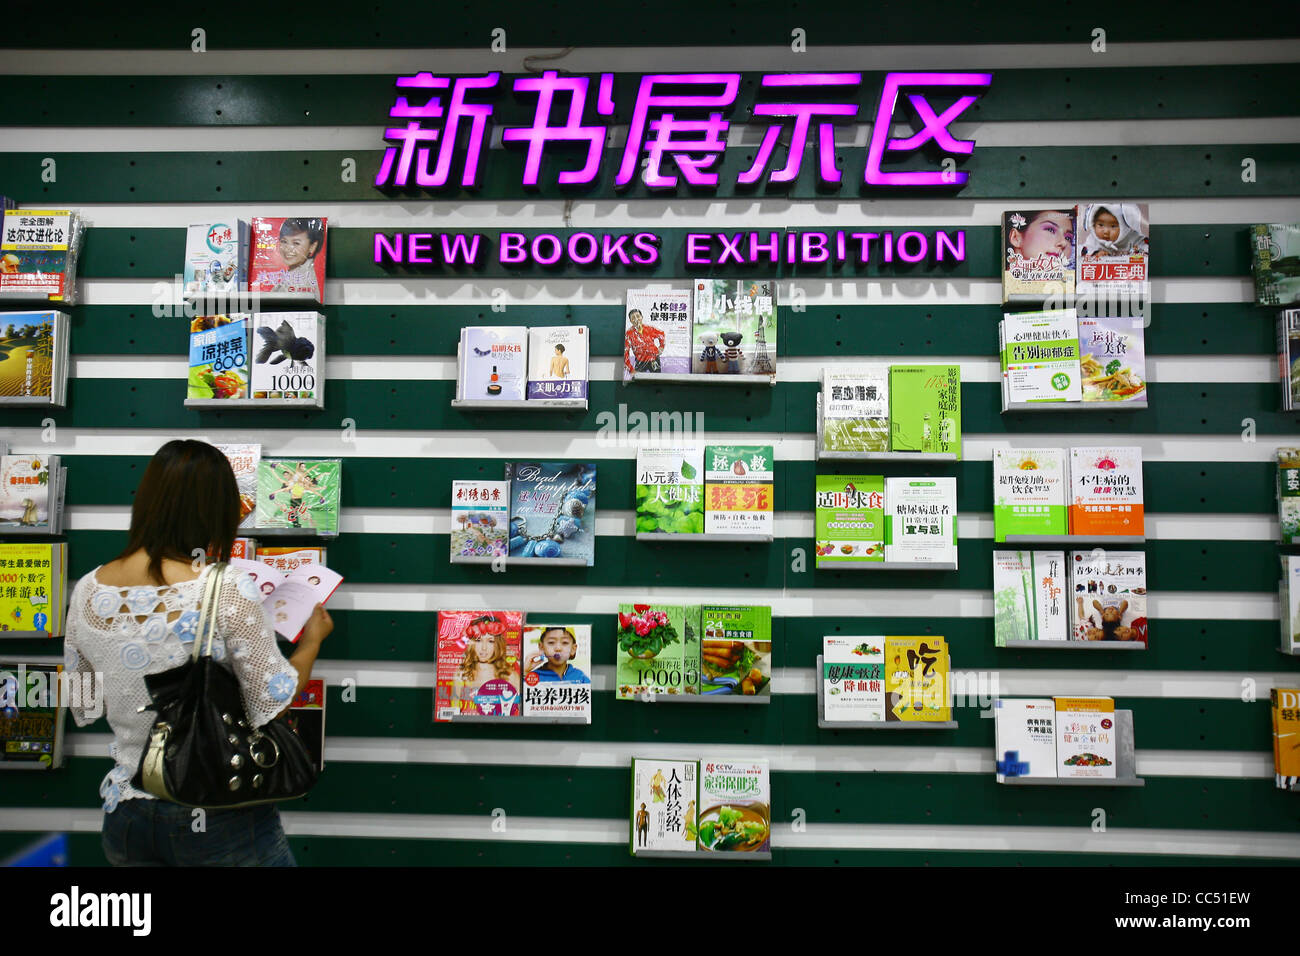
xmin=1271 ymin=688 xmax=1300 ymax=790
xmin=0 ymin=210 xmax=84 ymax=305
xmin=0 ymin=454 xmax=63 ymax=534
xmin=1281 ymin=556 xmax=1300 ymax=654
xmin=1075 ymin=202 xmax=1150 ymax=299
xmin=630 ymin=758 xmax=698 ymax=855
xmin=0 ymin=311 xmax=68 ymax=406
xmin=1000 ymin=310 xmax=1082 ymax=406
xmin=183 ymin=221 xmax=249 ymax=295
xmin=255 ymin=546 xmax=326 ymax=571
xmin=703 ymin=445 xmax=773 ymax=537
xmin=697 ymin=605 xmax=771 ymax=697
xmin=1279 ymin=448 xmax=1300 ymax=545
xmin=434 ymin=610 xmax=524 ymax=722
xmin=288 ymin=678 xmax=325 ymax=771
xmin=1251 ymin=223 xmax=1300 ymax=307
xmin=691 ymin=279 xmax=777 ymax=376
xmin=994 ymin=698 xmax=1057 ymax=780
xmin=993 ymin=550 xmax=1068 ymax=645
xmin=451 ymin=480 xmax=509 ymax=560
xmin=251 ymin=312 xmax=323 ymax=402
xmin=214 ymin=443 xmax=260 ymax=529
xmin=815 ymin=474 xmax=884 ymax=566
xmin=526 ymin=325 xmax=588 ymax=400
xmin=504 ymin=462 xmax=596 ymax=564
xmin=1078 ymin=314 xmax=1147 ymax=404
xmin=255 ymin=459 xmax=341 ymax=534
xmin=634 ymin=445 xmax=705 ymax=535
xmin=884 ymin=637 xmax=951 ymax=722
xmin=624 ymin=289 xmax=693 ymax=378
xmin=521 ymin=623 xmax=592 ymax=721
xmin=1001 ymin=208 xmax=1075 ymax=304
xmin=820 ymin=365 xmax=890 ymax=453
xmin=889 ymin=365 xmax=961 ymax=457
xmin=695 ymin=758 xmax=770 ymax=854
xmin=0 ymin=543 xmax=67 ymax=637
xmin=248 ymin=217 xmax=327 ymax=301
xmin=883 ymin=476 xmax=957 ymax=566
xmin=1054 ymin=696 xmax=1117 ymax=779
xmin=188 ymin=315 xmax=251 ymax=400
xmin=1068 ymin=446 xmax=1144 ymax=536
xmin=821 ymin=637 xmax=886 ymax=722
xmin=458 ymin=326 xmax=528 ymax=402
xmin=229 ymin=558 xmax=342 ymax=643
xmin=992 ymin=447 xmax=1067 ymax=540
xmin=1068 ymin=550 xmax=1148 ymax=645
xmin=616 ymin=603 xmax=696 ymax=700
xmin=1279 ymin=310 xmax=1300 ymax=411
xmin=230 ymin=537 xmax=256 ymax=560
xmin=0 ymin=660 xmax=65 ymax=769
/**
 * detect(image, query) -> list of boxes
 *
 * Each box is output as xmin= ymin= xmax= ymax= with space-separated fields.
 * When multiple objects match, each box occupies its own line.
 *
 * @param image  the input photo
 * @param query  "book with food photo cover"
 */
xmin=229 ymin=558 xmax=342 ymax=643
xmin=696 ymin=605 xmax=771 ymax=697
xmin=814 ymin=474 xmax=884 ymax=566
xmin=821 ymin=636 xmax=885 ymax=722
xmin=1054 ymin=696 xmax=1117 ymax=779
xmin=695 ymin=758 xmax=770 ymax=854
xmin=1078 ymin=315 xmax=1146 ymax=404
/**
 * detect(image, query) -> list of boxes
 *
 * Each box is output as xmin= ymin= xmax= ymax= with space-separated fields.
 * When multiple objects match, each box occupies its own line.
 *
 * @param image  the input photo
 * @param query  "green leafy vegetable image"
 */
xmin=680 ymin=460 xmax=697 ymax=480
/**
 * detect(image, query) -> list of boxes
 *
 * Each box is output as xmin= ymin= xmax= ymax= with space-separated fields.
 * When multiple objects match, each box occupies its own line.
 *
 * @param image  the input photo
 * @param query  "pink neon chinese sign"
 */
xmin=375 ymin=70 xmax=992 ymax=192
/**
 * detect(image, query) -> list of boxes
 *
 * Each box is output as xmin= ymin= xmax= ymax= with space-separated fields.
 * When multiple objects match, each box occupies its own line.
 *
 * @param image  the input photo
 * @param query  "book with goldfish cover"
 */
xmin=433 ymin=610 xmax=524 ymax=722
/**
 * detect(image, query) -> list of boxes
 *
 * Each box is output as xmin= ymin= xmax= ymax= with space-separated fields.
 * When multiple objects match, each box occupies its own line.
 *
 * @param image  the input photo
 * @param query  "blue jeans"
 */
xmin=102 ymin=798 xmax=296 ymax=867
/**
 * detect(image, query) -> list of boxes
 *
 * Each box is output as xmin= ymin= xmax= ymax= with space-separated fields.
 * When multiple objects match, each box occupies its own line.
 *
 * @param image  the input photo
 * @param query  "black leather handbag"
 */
xmin=132 ymin=563 xmax=319 ymax=808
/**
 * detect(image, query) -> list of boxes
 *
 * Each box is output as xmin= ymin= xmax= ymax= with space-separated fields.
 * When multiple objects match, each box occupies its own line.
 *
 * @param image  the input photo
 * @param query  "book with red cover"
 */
xmin=434 ymin=611 xmax=524 ymax=722
xmin=247 ymin=217 xmax=327 ymax=302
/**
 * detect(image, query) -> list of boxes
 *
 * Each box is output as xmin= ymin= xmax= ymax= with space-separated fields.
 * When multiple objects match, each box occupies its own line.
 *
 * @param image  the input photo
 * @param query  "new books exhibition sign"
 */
xmin=368 ymin=70 xmax=992 ymax=273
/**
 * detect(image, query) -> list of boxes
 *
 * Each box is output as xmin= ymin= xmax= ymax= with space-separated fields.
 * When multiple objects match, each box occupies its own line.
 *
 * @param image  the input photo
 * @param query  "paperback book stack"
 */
xmin=187 ymin=313 xmax=325 ymax=405
xmin=630 ymin=757 xmax=771 ymax=857
xmin=818 ymin=364 xmax=962 ymax=457
xmin=449 ymin=463 xmax=597 ymax=564
xmin=0 ymin=210 xmax=85 ymax=305
xmin=815 ymin=474 xmax=957 ymax=568
xmin=0 ymin=543 xmax=68 ymax=637
xmin=0 ymin=311 xmax=70 ymax=406
xmin=0 ymin=660 xmax=66 ymax=769
xmin=995 ymin=696 xmax=1122 ymax=781
xmin=615 ymin=603 xmax=772 ymax=700
xmin=0 ymin=454 xmax=67 ymax=535
xmin=821 ymin=635 xmax=952 ymax=723
xmin=1252 ymin=223 xmax=1300 ymax=307
xmin=455 ymin=325 xmax=589 ymax=405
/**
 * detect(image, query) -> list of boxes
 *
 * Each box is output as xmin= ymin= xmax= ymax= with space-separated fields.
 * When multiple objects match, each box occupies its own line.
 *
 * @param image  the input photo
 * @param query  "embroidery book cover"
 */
xmin=1068 ymin=550 xmax=1148 ymax=645
xmin=521 ymin=623 xmax=592 ymax=722
xmin=459 ymin=326 xmax=528 ymax=401
xmin=0 ymin=455 xmax=54 ymax=529
xmin=451 ymin=480 xmax=509 ymax=559
xmin=526 ymin=325 xmax=588 ymax=400
xmin=0 ymin=312 xmax=58 ymax=401
xmin=0 ymin=661 xmax=65 ymax=768
xmin=630 ymin=758 xmax=698 ymax=855
xmin=820 ymin=365 xmax=890 ymax=453
xmin=1068 ymin=446 xmax=1144 ymax=536
xmin=703 ymin=445 xmax=774 ymax=537
xmin=993 ymin=550 xmax=1068 ymax=645
xmin=992 ymin=447 xmax=1067 ymax=540
xmin=695 ymin=759 xmax=770 ymax=854
xmin=635 ymin=445 xmax=705 ymax=535
xmin=616 ymin=603 xmax=696 ymax=700
xmin=696 ymin=605 xmax=771 ymax=698
xmin=250 ymin=312 xmax=322 ymax=401
xmin=1001 ymin=208 xmax=1075 ymax=303
xmin=183 ymin=221 xmax=248 ymax=294
xmin=815 ymin=474 xmax=884 ymax=566
xmin=187 ymin=315 xmax=250 ymax=400
xmin=624 ymin=289 xmax=692 ymax=379
xmin=248 ymin=217 xmax=327 ymax=301
xmin=434 ymin=610 xmax=524 ymax=722
xmin=822 ymin=636 xmax=885 ymax=723
xmin=691 ymin=279 xmax=777 ymax=376
xmin=255 ymin=459 xmax=341 ymax=534
xmin=1075 ymin=202 xmax=1150 ymax=298
xmin=504 ymin=461 xmax=596 ymax=564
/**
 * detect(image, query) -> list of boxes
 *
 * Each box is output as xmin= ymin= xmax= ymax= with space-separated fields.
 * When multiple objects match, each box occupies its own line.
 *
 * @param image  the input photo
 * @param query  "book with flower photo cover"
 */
xmin=616 ymin=603 xmax=696 ymax=700
xmin=229 ymin=558 xmax=342 ymax=643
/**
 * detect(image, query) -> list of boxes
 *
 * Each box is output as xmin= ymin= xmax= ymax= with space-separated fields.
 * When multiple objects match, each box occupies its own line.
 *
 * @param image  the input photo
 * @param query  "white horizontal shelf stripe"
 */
xmin=3 ymin=38 xmax=1297 ymax=74
xmin=9 ymin=117 xmax=1300 ymax=154
xmin=60 ymin=733 xmax=1273 ymax=779
xmin=79 ymin=275 xmax=1253 ymax=307
xmin=65 ymin=354 xmax=1279 ymax=387
xmin=55 ymin=197 xmax=1300 ymax=229
xmin=12 ymin=429 xmax=1300 ymax=464
xmin=61 ymin=507 xmax=1279 ymax=543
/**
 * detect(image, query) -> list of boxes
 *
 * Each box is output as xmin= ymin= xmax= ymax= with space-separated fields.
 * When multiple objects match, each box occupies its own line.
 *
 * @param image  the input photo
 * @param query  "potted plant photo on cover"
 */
xmin=617 ymin=605 xmax=679 ymax=660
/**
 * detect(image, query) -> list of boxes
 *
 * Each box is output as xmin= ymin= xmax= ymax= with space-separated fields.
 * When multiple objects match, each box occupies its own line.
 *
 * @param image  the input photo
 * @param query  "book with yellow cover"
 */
xmin=1272 ymin=688 xmax=1300 ymax=791
xmin=884 ymin=636 xmax=950 ymax=722
xmin=1054 ymin=696 xmax=1116 ymax=779
xmin=0 ymin=542 xmax=66 ymax=638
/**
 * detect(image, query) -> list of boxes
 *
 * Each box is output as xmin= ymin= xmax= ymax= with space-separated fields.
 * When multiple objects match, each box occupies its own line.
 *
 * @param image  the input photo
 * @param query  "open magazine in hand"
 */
xmin=230 ymin=557 xmax=342 ymax=642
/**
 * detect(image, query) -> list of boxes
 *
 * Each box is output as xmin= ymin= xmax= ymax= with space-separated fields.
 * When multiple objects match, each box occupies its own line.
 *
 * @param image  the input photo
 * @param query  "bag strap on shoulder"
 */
xmin=192 ymin=561 xmax=227 ymax=663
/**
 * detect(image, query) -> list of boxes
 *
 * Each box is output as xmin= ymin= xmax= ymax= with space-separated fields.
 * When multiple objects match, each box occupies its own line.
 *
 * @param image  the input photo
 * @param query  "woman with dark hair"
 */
xmin=62 ymin=440 xmax=332 ymax=866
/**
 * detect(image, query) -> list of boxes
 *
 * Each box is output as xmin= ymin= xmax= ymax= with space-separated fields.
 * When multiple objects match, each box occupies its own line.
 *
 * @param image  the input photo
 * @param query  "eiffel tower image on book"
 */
xmin=750 ymin=314 xmax=775 ymax=375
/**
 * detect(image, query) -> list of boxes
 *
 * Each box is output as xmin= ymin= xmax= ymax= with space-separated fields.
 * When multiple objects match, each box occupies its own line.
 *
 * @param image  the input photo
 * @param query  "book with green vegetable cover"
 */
xmin=697 ymin=605 xmax=772 ymax=698
xmin=616 ymin=604 xmax=697 ymax=699
xmin=815 ymin=474 xmax=884 ymax=566
xmin=889 ymin=365 xmax=961 ymax=457
xmin=696 ymin=758 xmax=770 ymax=854
xmin=635 ymin=445 xmax=704 ymax=535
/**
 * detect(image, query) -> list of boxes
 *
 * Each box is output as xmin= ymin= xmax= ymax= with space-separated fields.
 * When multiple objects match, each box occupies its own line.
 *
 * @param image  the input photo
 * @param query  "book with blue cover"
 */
xmin=504 ymin=461 xmax=596 ymax=565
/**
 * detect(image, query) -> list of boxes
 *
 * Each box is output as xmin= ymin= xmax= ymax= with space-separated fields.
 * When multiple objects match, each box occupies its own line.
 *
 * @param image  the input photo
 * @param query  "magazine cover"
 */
xmin=504 ymin=461 xmax=596 ymax=564
xmin=703 ymin=445 xmax=774 ymax=537
xmin=1251 ymin=223 xmax=1300 ymax=307
xmin=0 ymin=210 xmax=78 ymax=301
xmin=820 ymin=365 xmax=890 ymax=453
xmin=251 ymin=312 xmax=322 ymax=401
xmin=0 ymin=455 xmax=54 ymax=529
xmin=822 ymin=636 xmax=885 ymax=723
xmin=0 ymin=661 xmax=65 ymax=768
xmin=992 ymin=447 xmax=1068 ymax=540
xmin=815 ymin=474 xmax=884 ymax=566
xmin=691 ymin=279 xmax=777 ymax=376
xmin=1001 ymin=209 xmax=1075 ymax=302
xmin=451 ymin=480 xmax=509 ymax=559
xmin=434 ymin=610 xmax=524 ymax=722
xmin=696 ymin=605 xmax=772 ymax=697
xmin=214 ymin=443 xmax=260 ymax=529
xmin=521 ymin=623 xmax=592 ymax=721
xmin=993 ymin=550 xmax=1068 ymax=645
xmin=616 ymin=603 xmax=696 ymax=699
xmin=0 ymin=312 xmax=58 ymax=401
xmin=624 ymin=289 xmax=692 ymax=378
xmin=630 ymin=758 xmax=698 ymax=855
xmin=459 ymin=326 xmax=528 ymax=401
xmin=1068 ymin=550 xmax=1148 ymax=645
xmin=695 ymin=759 xmax=770 ymax=853
xmin=526 ymin=325 xmax=588 ymax=400
xmin=183 ymin=221 xmax=248 ymax=294
xmin=187 ymin=315 xmax=250 ymax=400
xmin=635 ymin=445 xmax=705 ymax=535
xmin=1075 ymin=203 xmax=1150 ymax=297
xmin=248 ymin=217 xmax=327 ymax=300
xmin=255 ymin=459 xmax=341 ymax=534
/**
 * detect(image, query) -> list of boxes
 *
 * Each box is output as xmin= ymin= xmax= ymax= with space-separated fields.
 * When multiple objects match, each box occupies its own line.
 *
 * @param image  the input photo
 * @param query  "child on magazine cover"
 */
xmin=523 ymin=626 xmax=590 ymax=684
xmin=1078 ymin=203 xmax=1149 ymax=259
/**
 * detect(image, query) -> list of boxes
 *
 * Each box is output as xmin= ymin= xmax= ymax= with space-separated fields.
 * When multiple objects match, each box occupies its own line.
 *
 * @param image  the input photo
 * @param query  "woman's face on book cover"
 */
xmin=1014 ymin=211 xmax=1073 ymax=260
xmin=278 ymin=229 xmax=317 ymax=270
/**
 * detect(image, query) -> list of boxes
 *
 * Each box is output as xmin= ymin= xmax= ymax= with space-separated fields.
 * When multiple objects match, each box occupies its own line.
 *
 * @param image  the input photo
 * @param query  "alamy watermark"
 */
xmin=0 ymin=664 xmax=105 ymax=719
xmin=594 ymin=403 xmax=704 ymax=449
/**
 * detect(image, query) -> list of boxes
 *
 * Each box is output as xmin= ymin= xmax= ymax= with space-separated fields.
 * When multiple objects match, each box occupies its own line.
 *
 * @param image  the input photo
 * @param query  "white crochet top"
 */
xmin=63 ymin=563 xmax=300 ymax=811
